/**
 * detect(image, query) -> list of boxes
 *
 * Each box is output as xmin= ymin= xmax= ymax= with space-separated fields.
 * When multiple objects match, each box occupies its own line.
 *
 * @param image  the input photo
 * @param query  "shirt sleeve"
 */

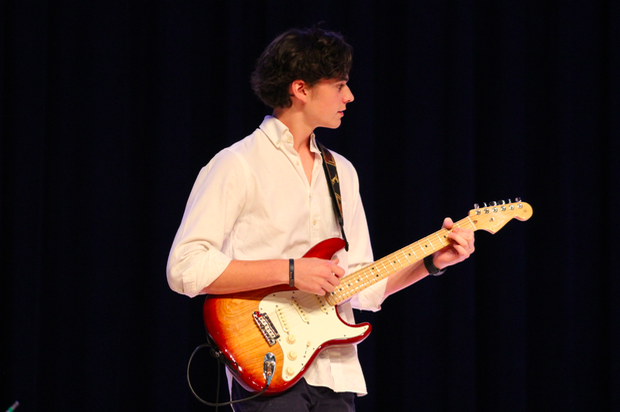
xmin=166 ymin=149 xmax=248 ymax=297
xmin=335 ymin=155 xmax=387 ymax=312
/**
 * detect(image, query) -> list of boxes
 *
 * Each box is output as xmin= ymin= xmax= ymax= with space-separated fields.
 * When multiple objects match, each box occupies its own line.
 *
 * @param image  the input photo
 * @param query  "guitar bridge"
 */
xmin=253 ymin=311 xmax=280 ymax=346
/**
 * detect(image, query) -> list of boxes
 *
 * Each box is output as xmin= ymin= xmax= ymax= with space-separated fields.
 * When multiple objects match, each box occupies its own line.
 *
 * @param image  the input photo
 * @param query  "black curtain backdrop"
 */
xmin=1 ymin=1 xmax=618 ymax=411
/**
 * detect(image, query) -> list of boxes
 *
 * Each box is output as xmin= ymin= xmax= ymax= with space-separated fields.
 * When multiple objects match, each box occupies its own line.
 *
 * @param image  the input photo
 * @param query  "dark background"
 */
xmin=1 ymin=1 xmax=618 ymax=411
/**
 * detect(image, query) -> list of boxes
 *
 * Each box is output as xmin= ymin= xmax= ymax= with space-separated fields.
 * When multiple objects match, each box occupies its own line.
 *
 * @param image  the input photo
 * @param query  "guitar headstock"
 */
xmin=468 ymin=198 xmax=533 ymax=234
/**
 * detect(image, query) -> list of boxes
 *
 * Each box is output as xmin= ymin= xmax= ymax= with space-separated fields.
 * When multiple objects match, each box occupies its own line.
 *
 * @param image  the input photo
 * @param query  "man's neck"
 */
xmin=272 ymin=108 xmax=314 ymax=153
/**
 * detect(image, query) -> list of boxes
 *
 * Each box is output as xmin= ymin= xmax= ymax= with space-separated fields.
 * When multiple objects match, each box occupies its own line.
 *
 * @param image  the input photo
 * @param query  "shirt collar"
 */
xmin=259 ymin=115 xmax=321 ymax=154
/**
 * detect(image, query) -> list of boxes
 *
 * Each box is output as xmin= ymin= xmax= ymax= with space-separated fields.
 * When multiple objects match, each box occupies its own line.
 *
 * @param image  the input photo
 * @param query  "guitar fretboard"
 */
xmin=324 ymin=217 xmax=476 ymax=306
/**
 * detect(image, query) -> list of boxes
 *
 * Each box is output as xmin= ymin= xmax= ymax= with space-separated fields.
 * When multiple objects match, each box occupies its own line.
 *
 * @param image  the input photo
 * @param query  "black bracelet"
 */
xmin=289 ymin=258 xmax=295 ymax=287
xmin=424 ymin=255 xmax=446 ymax=276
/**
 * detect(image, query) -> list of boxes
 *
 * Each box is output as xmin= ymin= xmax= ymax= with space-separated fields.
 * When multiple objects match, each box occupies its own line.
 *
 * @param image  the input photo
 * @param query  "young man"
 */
xmin=167 ymin=27 xmax=475 ymax=412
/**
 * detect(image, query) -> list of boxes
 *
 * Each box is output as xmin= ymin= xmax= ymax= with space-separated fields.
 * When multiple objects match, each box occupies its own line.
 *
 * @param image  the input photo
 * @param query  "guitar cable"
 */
xmin=186 ymin=339 xmax=274 ymax=410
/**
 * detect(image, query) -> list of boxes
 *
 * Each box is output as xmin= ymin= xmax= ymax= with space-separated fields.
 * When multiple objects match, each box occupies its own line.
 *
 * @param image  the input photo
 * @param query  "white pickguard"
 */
xmin=258 ymin=290 xmax=369 ymax=382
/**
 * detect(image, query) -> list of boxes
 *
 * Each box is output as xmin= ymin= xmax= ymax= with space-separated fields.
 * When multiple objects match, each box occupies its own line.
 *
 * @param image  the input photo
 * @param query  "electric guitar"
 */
xmin=202 ymin=200 xmax=533 ymax=395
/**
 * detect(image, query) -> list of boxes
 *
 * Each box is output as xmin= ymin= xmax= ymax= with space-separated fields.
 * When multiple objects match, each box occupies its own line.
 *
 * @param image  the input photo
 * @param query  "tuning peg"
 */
xmin=474 ymin=203 xmax=480 ymax=209
xmin=516 ymin=197 xmax=521 ymax=202
xmin=500 ymin=200 xmax=506 ymax=205
xmin=490 ymin=201 xmax=497 ymax=206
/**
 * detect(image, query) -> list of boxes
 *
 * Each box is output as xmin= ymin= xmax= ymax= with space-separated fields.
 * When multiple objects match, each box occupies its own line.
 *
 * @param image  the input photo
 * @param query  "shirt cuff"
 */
xmin=351 ymin=278 xmax=387 ymax=312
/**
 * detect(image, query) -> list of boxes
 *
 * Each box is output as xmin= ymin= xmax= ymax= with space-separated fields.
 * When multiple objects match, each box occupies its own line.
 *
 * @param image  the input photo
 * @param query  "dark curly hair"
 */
xmin=251 ymin=27 xmax=353 ymax=109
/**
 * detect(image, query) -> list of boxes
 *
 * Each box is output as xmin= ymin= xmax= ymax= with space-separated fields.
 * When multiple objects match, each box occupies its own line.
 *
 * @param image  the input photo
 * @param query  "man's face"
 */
xmin=304 ymin=78 xmax=355 ymax=130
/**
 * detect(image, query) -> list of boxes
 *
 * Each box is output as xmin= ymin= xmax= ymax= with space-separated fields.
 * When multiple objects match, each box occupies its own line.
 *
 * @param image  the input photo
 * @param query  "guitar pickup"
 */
xmin=276 ymin=307 xmax=290 ymax=333
xmin=253 ymin=311 xmax=280 ymax=346
xmin=291 ymin=297 xmax=309 ymax=323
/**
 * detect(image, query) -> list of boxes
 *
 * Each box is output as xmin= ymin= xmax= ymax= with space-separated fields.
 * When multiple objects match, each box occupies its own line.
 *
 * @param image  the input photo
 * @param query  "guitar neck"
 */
xmin=324 ymin=216 xmax=476 ymax=306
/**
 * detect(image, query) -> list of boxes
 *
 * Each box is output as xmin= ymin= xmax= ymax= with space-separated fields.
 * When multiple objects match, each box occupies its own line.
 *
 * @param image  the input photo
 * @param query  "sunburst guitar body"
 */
xmin=203 ymin=200 xmax=533 ymax=395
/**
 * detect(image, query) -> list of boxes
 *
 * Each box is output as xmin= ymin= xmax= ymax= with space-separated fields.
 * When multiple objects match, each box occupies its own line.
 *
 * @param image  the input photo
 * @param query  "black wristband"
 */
xmin=424 ymin=255 xmax=446 ymax=276
xmin=289 ymin=259 xmax=295 ymax=287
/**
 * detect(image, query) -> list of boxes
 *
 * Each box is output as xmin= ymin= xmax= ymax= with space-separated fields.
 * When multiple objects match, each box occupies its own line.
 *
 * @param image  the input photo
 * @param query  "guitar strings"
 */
xmin=259 ymin=218 xmax=477 ymax=335
xmin=327 ymin=217 xmax=474 ymax=305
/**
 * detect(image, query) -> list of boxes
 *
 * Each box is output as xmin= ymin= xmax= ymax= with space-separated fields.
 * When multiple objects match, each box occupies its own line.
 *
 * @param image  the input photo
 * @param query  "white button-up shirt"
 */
xmin=167 ymin=116 xmax=387 ymax=395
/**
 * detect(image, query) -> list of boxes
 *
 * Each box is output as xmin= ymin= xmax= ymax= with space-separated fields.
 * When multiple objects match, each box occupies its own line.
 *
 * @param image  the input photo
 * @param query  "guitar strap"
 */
xmin=317 ymin=141 xmax=349 ymax=252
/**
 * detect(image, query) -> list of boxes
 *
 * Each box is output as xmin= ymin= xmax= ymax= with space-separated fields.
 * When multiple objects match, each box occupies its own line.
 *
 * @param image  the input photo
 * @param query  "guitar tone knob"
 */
xmin=286 ymin=367 xmax=295 ymax=376
xmin=286 ymin=334 xmax=296 ymax=344
xmin=288 ymin=351 xmax=298 ymax=361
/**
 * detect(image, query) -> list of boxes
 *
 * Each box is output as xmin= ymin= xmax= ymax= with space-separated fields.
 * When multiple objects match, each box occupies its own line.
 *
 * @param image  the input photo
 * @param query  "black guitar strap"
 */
xmin=317 ymin=141 xmax=349 ymax=251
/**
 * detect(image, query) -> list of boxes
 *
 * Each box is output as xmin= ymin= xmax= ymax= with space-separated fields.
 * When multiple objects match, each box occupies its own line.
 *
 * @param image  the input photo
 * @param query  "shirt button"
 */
xmin=313 ymin=220 xmax=317 ymax=225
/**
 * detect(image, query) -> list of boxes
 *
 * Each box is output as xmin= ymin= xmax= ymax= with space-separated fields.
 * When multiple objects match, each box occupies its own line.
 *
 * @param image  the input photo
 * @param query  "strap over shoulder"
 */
xmin=317 ymin=141 xmax=349 ymax=252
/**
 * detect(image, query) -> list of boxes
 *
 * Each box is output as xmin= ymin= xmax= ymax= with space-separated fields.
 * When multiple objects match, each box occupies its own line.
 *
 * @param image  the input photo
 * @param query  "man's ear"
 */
xmin=290 ymin=79 xmax=309 ymax=103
